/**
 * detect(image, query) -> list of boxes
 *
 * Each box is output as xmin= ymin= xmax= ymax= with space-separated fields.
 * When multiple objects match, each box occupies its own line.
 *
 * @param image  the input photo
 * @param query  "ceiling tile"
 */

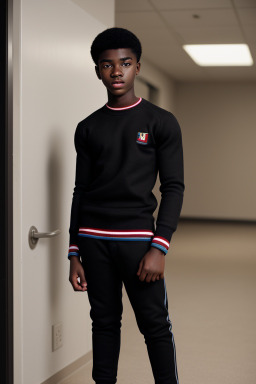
xmin=237 ymin=8 xmax=256 ymax=25
xmin=242 ymin=25 xmax=256 ymax=41
xmin=141 ymin=36 xmax=204 ymax=72
xmin=142 ymin=48 xmax=211 ymax=81
xmin=150 ymin=0 xmax=232 ymax=11
xmin=160 ymin=9 xmax=239 ymax=30
xmin=116 ymin=11 xmax=163 ymax=30
xmin=121 ymin=26 xmax=179 ymax=63
xmin=115 ymin=0 xmax=153 ymax=12
xmin=233 ymin=0 xmax=256 ymax=7
xmin=178 ymin=27 xmax=244 ymax=44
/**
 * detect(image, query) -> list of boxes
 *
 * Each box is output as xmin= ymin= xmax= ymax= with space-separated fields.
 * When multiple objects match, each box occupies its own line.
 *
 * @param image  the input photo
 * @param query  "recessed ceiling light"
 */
xmin=183 ymin=44 xmax=253 ymax=66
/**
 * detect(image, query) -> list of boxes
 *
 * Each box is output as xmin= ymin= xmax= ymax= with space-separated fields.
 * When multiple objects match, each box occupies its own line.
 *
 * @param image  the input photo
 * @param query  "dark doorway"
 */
xmin=0 ymin=0 xmax=14 ymax=383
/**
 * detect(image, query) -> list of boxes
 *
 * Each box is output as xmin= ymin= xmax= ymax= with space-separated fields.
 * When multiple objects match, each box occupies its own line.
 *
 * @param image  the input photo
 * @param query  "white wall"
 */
xmin=13 ymin=1 xmax=115 ymax=383
xmin=136 ymin=58 xmax=176 ymax=112
xmin=134 ymin=77 xmax=151 ymax=100
xmin=176 ymin=82 xmax=256 ymax=221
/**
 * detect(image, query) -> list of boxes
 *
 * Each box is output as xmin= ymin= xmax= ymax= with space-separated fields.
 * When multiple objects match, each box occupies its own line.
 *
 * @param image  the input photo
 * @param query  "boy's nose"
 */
xmin=111 ymin=65 xmax=123 ymax=77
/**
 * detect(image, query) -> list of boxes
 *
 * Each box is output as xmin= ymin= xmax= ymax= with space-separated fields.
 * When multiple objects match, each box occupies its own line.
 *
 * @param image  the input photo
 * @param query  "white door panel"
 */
xmin=14 ymin=0 xmax=114 ymax=383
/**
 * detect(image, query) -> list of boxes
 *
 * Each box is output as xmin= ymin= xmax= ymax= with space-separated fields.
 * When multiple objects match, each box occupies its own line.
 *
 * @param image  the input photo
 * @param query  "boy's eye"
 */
xmin=102 ymin=62 xmax=131 ymax=69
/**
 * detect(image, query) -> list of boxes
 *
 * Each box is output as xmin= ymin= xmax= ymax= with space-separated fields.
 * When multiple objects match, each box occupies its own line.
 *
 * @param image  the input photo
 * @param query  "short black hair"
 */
xmin=90 ymin=27 xmax=142 ymax=65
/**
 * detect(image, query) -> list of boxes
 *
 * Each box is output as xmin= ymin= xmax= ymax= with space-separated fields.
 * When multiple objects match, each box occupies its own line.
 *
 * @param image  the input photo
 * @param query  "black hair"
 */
xmin=90 ymin=27 xmax=142 ymax=65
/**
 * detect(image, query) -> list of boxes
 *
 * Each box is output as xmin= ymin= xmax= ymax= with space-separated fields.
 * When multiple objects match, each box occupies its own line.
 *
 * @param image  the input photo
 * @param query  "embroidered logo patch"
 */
xmin=136 ymin=132 xmax=148 ymax=145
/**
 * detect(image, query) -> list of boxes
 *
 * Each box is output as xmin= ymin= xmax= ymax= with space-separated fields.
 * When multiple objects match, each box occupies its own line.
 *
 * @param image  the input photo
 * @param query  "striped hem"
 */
xmin=78 ymin=227 xmax=154 ymax=241
xmin=68 ymin=244 xmax=79 ymax=259
xmin=151 ymin=236 xmax=169 ymax=254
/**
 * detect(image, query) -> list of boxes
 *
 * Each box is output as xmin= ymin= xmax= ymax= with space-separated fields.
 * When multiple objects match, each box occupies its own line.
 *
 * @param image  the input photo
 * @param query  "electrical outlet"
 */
xmin=52 ymin=322 xmax=63 ymax=351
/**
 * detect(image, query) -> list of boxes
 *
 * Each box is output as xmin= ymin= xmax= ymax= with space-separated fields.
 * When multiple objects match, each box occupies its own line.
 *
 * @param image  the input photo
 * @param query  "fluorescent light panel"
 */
xmin=183 ymin=44 xmax=253 ymax=66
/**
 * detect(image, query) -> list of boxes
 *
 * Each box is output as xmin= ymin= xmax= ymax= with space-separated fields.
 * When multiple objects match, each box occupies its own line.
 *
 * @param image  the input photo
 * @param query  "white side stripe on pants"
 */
xmin=163 ymin=278 xmax=179 ymax=384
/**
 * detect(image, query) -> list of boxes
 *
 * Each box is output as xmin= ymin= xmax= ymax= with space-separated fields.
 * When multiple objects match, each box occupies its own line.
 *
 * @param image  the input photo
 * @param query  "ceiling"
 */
xmin=115 ymin=0 xmax=256 ymax=81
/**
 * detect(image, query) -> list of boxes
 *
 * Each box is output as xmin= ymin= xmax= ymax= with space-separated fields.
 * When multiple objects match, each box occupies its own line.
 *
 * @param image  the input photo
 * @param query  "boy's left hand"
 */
xmin=137 ymin=247 xmax=165 ymax=283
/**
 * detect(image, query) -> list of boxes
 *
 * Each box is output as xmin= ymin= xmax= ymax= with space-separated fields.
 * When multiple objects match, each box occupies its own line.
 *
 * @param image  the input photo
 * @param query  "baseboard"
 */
xmin=179 ymin=216 xmax=256 ymax=225
xmin=40 ymin=350 xmax=92 ymax=384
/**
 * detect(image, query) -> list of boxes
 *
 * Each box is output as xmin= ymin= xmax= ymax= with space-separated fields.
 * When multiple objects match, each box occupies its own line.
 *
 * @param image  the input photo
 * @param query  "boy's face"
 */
xmin=95 ymin=48 xmax=140 ymax=97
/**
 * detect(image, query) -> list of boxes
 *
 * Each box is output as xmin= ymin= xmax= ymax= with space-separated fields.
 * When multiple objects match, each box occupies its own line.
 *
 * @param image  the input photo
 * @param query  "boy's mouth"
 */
xmin=111 ymin=81 xmax=125 ymax=88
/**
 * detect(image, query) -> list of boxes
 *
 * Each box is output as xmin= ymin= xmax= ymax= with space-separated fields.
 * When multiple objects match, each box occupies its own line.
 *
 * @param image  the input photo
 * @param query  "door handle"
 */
xmin=29 ymin=225 xmax=61 ymax=249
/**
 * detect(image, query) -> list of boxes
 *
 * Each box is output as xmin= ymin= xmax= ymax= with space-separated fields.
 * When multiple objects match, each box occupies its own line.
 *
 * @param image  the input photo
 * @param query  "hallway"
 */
xmin=7 ymin=1 xmax=256 ymax=383
xmin=57 ymin=220 xmax=256 ymax=384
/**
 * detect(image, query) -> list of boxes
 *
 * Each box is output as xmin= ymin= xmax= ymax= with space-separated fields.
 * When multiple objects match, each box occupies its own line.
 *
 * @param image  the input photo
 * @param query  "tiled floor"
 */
xmin=58 ymin=220 xmax=256 ymax=384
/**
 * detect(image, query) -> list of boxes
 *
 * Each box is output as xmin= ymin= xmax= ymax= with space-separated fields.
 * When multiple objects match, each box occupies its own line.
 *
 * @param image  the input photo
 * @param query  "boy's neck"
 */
xmin=107 ymin=92 xmax=140 ymax=109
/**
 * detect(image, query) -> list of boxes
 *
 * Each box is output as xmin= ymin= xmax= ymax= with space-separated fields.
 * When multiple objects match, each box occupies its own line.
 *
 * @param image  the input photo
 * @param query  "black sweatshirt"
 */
xmin=68 ymin=97 xmax=185 ymax=259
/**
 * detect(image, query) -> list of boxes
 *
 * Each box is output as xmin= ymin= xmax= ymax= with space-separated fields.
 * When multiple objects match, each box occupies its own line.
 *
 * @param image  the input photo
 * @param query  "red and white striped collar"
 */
xmin=106 ymin=97 xmax=142 ymax=111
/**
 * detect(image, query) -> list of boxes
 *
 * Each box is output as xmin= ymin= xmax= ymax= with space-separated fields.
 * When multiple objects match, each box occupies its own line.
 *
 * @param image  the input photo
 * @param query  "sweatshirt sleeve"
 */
xmin=68 ymin=122 xmax=92 ymax=260
xmin=151 ymin=112 xmax=185 ymax=256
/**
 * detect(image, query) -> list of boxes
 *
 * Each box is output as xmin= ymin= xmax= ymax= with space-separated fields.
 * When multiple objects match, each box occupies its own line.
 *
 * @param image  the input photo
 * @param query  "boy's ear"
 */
xmin=95 ymin=65 xmax=101 ymax=80
xmin=136 ymin=61 xmax=141 ymax=76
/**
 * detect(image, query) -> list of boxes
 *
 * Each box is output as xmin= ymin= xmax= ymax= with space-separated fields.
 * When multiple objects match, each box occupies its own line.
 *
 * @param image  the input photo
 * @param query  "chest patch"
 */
xmin=136 ymin=132 xmax=148 ymax=145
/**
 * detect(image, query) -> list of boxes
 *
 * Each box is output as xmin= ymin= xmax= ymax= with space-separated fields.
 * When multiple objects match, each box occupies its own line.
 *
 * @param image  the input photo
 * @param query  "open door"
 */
xmin=1 ymin=0 xmax=14 ymax=383
xmin=12 ymin=1 xmax=114 ymax=383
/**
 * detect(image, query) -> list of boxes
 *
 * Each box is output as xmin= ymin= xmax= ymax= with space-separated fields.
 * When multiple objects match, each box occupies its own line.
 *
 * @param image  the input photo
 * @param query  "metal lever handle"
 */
xmin=29 ymin=225 xmax=61 ymax=249
xmin=32 ymin=228 xmax=61 ymax=238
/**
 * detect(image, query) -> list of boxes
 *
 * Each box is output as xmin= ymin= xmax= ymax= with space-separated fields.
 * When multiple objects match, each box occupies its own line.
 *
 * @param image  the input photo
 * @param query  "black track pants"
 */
xmin=79 ymin=236 xmax=179 ymax=384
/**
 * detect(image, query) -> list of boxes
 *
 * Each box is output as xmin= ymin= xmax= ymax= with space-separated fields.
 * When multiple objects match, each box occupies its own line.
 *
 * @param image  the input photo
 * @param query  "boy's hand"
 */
xmin=137 ymin=247 xmax=165 ymax=283
xmin=69 ymin=256 xmax=87 ymax=291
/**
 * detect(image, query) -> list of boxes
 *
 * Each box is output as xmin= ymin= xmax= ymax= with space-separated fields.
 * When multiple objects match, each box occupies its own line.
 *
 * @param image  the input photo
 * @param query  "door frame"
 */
xmin=0 ymin=0 xmax=14 ymax=383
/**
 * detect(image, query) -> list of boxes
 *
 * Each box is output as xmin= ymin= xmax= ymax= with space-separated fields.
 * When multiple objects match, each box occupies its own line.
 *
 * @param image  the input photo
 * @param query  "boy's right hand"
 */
xmin=69 ymin=256 xmax=87 ymax=292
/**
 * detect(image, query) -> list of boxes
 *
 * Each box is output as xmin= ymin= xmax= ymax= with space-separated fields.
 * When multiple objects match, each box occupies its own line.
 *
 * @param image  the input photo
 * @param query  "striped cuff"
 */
xmin=68 ymin=244 xmax=79 ymax=259
xmin=151 ymin=236 xmax=169 ymax=255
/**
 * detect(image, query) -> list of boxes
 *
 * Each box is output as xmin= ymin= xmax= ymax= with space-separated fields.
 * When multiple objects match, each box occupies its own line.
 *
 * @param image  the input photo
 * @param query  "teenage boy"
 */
xmin=68 ymin=27 xmax=185 ymax=384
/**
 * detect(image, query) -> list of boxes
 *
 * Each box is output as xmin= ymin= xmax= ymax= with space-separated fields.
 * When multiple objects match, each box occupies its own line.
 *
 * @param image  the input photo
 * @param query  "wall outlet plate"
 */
xmin=52 ymin=322 xmax=63 ymax=351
